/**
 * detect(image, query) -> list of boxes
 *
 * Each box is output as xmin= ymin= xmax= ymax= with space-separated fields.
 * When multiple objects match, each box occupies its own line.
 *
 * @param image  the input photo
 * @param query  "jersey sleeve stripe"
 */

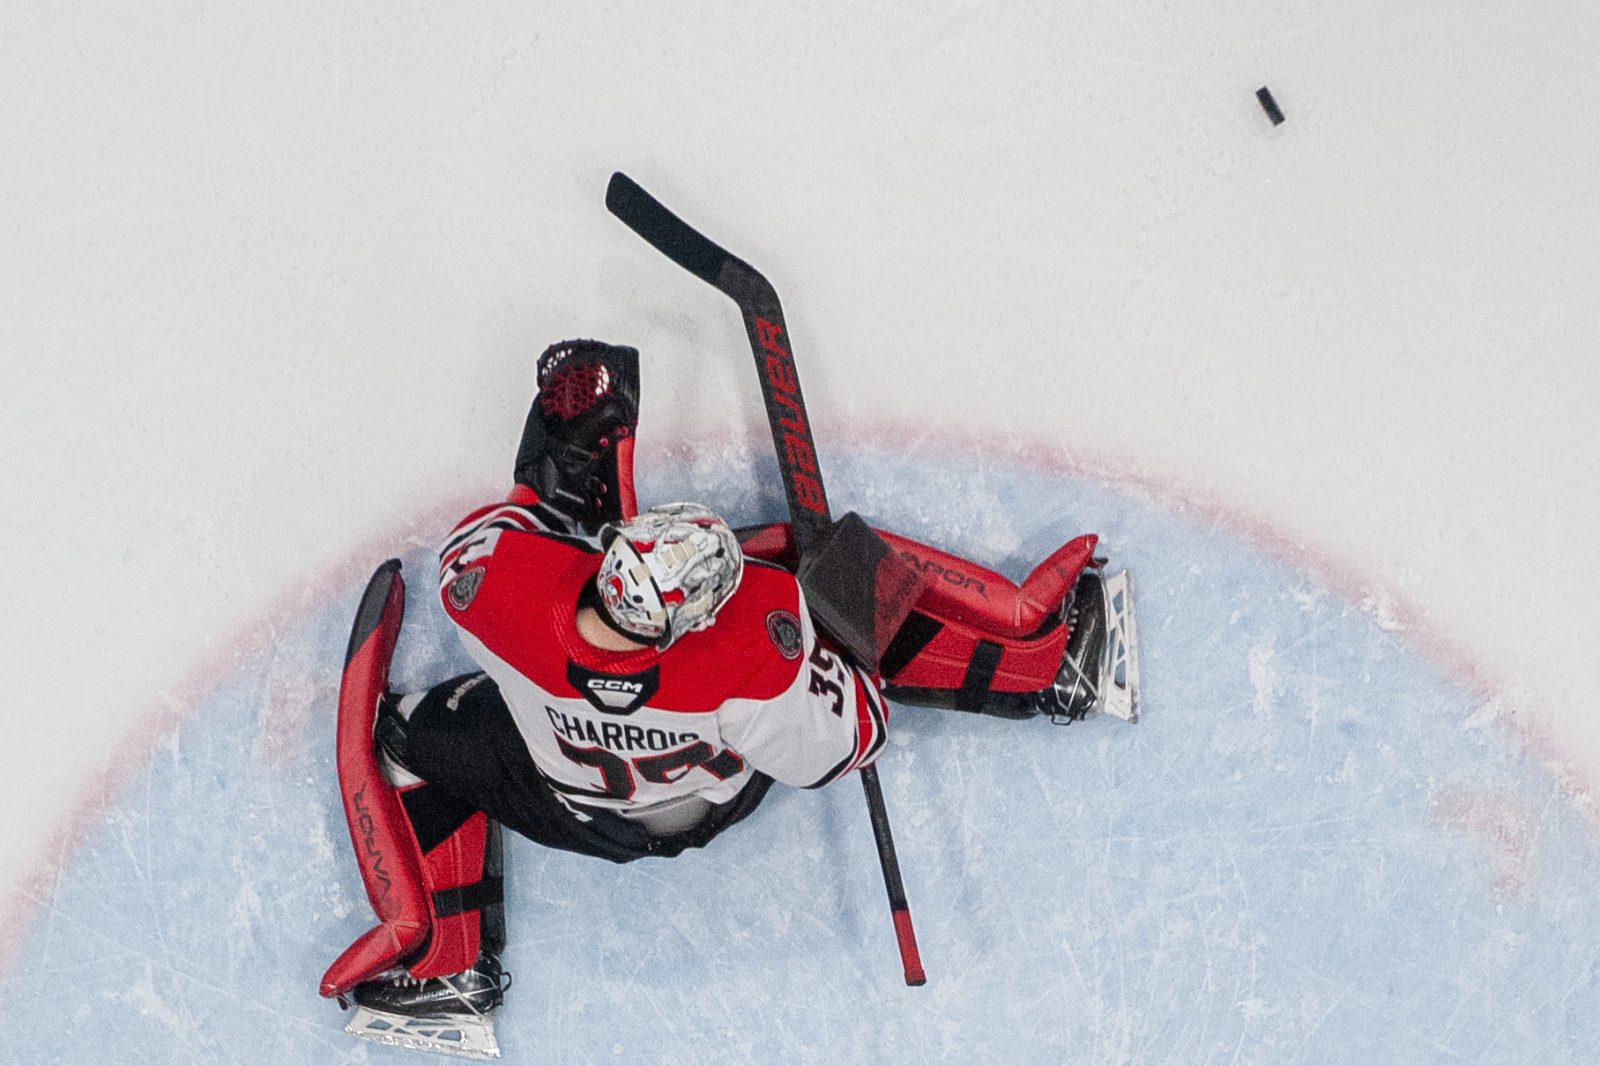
xmin=442 ymin=517 xmax=532 ymax=563
xmin=843 ymin=674 xmax=889 ymax=775
xmin=439 ymin=503 xmax=569 ymax=591
xmin=441 ymin=504 xmax=544 ymax=557
xmin=802 ymin=669 xmax=889 ymax=788
xmin=802 ymin=749 xmax=856 ymax=790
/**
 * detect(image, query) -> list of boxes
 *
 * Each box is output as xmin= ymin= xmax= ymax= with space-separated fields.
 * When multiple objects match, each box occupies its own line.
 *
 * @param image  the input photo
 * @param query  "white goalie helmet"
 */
xmin=595 ymin=502 xmax=745 ymax=649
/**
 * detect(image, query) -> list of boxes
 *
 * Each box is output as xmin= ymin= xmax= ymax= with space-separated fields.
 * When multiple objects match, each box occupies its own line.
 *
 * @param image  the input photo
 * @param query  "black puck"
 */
xmin=1256 ymin=86 xmax=1285 ymax=126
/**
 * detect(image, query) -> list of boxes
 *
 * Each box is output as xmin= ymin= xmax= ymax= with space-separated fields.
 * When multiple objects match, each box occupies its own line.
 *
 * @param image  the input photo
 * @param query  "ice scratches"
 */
xmin=1247 ymin=637 xmax=1278 ymax=718
xmin=1357 ymin=588 xmax=1406 ymax=632
xmin=116 ymin=963 xmax=192 ymax=1040
xmin=1289 ymin=586 xmax=1327 ymax=614
xmin=304 ymin=800 xmax=352 ymax=921
xmin=259 ymin=648 xmax=328 ymax=769
xmin=1432 ymin=788 xmax=1534 ymax=901
xmin=1459 ymin=699 xmax=1504 ymax=737
xmin=12 ymin=883 xmax=349 ymax=1061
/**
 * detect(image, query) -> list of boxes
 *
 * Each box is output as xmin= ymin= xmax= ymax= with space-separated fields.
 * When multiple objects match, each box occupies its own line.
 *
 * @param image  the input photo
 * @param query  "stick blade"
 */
xmin=606 ymin=172 xmax=729 ymax=285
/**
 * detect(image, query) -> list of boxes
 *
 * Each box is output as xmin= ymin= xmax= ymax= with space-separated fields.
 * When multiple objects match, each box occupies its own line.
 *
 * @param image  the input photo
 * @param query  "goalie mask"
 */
xmin=595 ymin=503 xmax=744 ymax=649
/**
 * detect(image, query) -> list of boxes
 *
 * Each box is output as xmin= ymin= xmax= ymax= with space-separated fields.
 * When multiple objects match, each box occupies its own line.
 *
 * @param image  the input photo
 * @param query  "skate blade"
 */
xmin=1096 ymin=570 xmax=1140 ymax=723
xmin=346 ymin=1005 xmax=501 ymax=1060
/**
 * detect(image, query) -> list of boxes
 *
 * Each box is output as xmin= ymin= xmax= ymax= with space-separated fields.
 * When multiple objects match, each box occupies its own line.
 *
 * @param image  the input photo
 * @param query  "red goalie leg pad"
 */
xmin=875 ymin=534 xmax=1097 ymax=705
xmin=398 ymin=799 xmax=497 ymax=979
xmin=877 ymin=531 xmax=1098 ymax=641
xmin=882 ymin=611 xmax=1070 ymax=697
xmin=320 ymin=561 xmax=431 ymax=999
xmin=1016 ymin=534 xmax=1100 ymax=634
xmin=322 ymin=784 xmax=497 ymax=991
xmin=738 ymin=523 xmax=1100 ymax=643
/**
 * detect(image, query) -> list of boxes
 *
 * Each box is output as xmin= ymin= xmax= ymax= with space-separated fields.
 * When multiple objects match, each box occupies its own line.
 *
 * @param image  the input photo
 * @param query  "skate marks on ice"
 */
xmin=2 ymin=449 xmax=1598 ymax=1065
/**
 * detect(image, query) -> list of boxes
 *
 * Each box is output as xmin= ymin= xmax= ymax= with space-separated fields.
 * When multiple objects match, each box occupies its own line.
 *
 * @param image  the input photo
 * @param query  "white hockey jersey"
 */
xmin=437 ymin=499 xmax=888 ymax=814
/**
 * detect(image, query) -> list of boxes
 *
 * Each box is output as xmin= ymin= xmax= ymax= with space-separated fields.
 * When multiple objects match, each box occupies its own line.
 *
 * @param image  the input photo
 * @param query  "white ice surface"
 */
xmin=1 ymin=1 xmax=1598 ymax=1062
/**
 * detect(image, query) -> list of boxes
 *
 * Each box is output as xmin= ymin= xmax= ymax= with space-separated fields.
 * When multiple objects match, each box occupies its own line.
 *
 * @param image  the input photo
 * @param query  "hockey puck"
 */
xmin=1256 ymin=86 xmax=1286 ymax=126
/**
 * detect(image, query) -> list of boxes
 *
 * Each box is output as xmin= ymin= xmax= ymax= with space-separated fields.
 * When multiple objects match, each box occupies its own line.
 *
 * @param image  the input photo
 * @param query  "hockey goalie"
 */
xmin=319 ymin=340 xmax=1139 ymax=1058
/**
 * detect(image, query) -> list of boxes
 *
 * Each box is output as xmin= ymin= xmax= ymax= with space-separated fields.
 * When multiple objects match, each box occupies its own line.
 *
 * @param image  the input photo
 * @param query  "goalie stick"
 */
xmin=605 ymin=171 xmax=926 ymax=987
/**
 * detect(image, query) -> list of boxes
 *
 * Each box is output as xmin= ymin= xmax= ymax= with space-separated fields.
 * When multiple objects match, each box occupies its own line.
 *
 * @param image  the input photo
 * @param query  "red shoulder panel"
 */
xmin=655 ymin=561 xmax=805 ymax=707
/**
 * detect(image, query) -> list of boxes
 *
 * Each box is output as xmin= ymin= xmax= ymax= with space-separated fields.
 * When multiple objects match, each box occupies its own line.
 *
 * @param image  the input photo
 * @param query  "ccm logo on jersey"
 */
xmin=588 ymin=678 xmax=641 ymax=693
xmin=567 ymin=660 xmax=660 ymax=714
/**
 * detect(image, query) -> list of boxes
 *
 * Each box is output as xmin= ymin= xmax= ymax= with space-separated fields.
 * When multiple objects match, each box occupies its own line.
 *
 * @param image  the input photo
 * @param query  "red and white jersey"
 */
xmin=437 ymin=498 xmax=889 ymax=813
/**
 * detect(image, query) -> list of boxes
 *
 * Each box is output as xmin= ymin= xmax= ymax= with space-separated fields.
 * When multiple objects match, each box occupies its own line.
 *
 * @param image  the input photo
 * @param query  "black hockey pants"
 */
xmin=401 ymin=672 xmax=773 ymax=864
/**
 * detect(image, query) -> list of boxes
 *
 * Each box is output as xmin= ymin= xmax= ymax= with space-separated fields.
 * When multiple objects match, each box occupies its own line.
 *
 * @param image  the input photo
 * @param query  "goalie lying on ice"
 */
xmin=318 ymin=339 xmax=1140 ymax=1058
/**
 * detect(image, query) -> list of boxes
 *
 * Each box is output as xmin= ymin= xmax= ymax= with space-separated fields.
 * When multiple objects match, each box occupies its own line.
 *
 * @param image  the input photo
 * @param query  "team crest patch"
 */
xmin=447 ymin=566 xmax=486 ymax=611
xmin=765 ymin=610 xmax=803 ymax=659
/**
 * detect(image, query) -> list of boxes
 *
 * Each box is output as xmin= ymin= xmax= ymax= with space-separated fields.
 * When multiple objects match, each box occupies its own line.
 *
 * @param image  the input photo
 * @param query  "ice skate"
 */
xmin=1035 ymin=568 xmax=1141 ymax=724
xmin=342 ymin=951 xmax=511 ymax=1060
